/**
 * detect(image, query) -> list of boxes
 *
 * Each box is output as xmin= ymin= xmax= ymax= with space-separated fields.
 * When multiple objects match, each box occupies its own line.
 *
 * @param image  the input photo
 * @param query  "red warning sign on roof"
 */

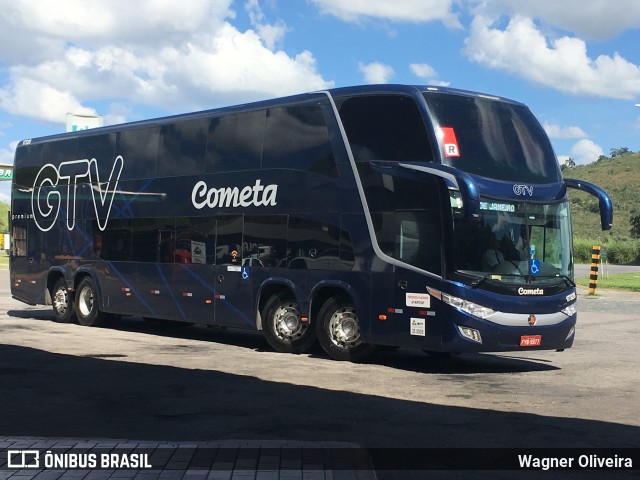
xmin=440 ymin=127 xmax=460 ymax=158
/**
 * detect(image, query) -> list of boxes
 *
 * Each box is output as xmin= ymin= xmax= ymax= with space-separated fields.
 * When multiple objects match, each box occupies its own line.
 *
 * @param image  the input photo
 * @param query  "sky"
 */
xmin=1 ymin=0 xmax=640 ymax=203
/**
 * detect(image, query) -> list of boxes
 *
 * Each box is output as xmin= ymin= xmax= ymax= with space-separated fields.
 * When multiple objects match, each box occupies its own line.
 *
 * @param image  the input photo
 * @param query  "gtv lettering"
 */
xmin=31 ymin=156 xmax=124 ymax=232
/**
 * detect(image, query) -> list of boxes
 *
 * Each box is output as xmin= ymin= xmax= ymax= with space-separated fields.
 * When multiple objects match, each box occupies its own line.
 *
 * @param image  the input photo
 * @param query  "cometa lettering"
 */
xmin=192 ymin=179 xmax=278 ymax=209
xmin=518 ymin=287 xmax=544 ymax=296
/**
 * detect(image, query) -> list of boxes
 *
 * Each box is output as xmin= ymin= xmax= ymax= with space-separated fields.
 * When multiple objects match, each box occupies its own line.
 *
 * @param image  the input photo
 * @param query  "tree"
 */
xmin=0 ymin=201 xmax=9 ymax=233
xmin=561 ymin=157 xmax=576 ymax=171
xmin=610 ymin=147 xmax=631 ymax=158
xmin=630 ymin=211 xmax=640 ymax=238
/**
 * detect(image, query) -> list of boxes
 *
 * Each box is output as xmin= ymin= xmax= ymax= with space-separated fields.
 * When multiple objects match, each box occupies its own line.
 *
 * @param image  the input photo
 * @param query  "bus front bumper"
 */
xmin=442 ymin=312 xmax=577 ymax=353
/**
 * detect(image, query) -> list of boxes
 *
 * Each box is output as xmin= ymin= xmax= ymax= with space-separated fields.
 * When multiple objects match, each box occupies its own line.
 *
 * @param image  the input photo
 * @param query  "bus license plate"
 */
xmin=520 ymin=335 xmax=541 ymax=347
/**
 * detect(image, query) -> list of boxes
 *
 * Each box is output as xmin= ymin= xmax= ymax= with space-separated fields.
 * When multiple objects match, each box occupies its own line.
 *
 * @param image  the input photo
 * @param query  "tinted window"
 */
xmin=372 ymin=211 xmax=441 ymax=274
xmin=13 ymin=143 xmax=44 ymax=187
xmin=357 ymin=164 xmax=441 ymax=212
xmin=263 ymin=105 xmax=338 ymax=177
xmin=361 ymin=172 xmax=443 ymax=274
xmin=337 ymin=95 xmax=434 ymax=163
xmin=11 ymin=225 xmax=27 ymax=257
xmin=77 ymin=133 xmax=116 ymax=169
xmin=41 ymin=138 xmax=78 ymax=166
xmin=157 ymin=119 xmax=207 ymax=177
xmin=206 ymin=111 xmax=265 ymax=173
xmin=244 ymin=215 xmax=287 ymax=267
xmin=216 ymin=216 xmax=243 ymax=265
xmin=116 ymin=127 xmax=160 ymax=180
xmin=288 ymin=216 xmax=351 ymax=270
xmin=175 ymin=217 xmax=216 ymax=264
xmin=96 ymin=219 xmax=132 ymax=261
xmin=131 ymin=218 xmax=174 ymax=262
xmin=423 ymin=93 xmax=561 ymax=183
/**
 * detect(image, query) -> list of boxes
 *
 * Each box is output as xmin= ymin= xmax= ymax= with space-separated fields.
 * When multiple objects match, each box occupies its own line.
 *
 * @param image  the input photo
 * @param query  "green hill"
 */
xmin=565 ymin=152 xmax=640 ymax=241
xmin=564 ymin=152 xmax=640 ymax=263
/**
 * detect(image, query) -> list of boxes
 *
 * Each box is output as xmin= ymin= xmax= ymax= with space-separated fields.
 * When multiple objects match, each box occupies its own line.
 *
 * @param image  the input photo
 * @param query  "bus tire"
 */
xmin=262 ymin=294 xmax=316 ymax=354
xmin=316 ymin=296 xmax=376 ymax=362
xmin=52 ymin=277 xmax=75 ymax=323
xmin=75 ymin=277 xmax=106 ymax=327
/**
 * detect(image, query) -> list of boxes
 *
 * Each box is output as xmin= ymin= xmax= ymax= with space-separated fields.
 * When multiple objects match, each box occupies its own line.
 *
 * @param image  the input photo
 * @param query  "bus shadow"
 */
xmin=0 ymin=344 xmax=637 ymax=457
xmin=366 ymin=349 xmax=559 ymax=374
xmin=7 ymin=310 xmax=559 ymax=375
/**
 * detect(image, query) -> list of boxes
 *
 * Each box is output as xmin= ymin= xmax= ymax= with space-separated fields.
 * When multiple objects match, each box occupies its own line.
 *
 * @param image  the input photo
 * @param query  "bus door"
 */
xmin=10 ymin=219 xmax=43 ymax=304
xmin=213 ymin=216 xmax=254 ymax=329
xmin=171 ymin=225 xmax=215 ymax=325
xmin=390 ymin=212 xmax=445 ymax=349
xmin=172 ymin=261 xmax=215 ymax=325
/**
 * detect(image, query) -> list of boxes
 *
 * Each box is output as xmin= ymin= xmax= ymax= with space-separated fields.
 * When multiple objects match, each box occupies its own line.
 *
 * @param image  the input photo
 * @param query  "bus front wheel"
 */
xmin=52 ymin=277 xmax=75 ymax=323
xmin=75 ymin=277 xmax=106 ymax=327
xmin=262 ymin=294 xmax=317 ymax=354
xmin=316 ymin=296 xmax=376 ymax=362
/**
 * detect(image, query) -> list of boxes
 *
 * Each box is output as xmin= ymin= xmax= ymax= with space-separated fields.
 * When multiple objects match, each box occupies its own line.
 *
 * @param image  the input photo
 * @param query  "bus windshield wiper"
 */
xmin=470 ymin=274 xmax=502 ymax=288
xmin=532 ymin=274 xmax=576 ymax=288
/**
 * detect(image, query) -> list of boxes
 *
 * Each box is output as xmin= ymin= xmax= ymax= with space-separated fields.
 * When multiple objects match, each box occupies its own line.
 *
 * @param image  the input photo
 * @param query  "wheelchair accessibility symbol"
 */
xmin=242 ymin=266 xmax=250 ymax=280
xmin=530 ymin=259 xmax=541 ymax=275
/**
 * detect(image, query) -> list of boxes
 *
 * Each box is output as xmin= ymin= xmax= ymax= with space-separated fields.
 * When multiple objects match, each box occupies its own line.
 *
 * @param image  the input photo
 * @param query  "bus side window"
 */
xmin=288 ymin=216 xmax=345 ymax=270
xmin=157 ymin=119 xmax=207 ymax=177
xmin=336 ymin=95 xmax=435 ymax=163
xmin=96 ymin=219 xmax=132 ymax=261
xmin=11 ymin=225 xmax=27 ymax=257
xmin=216 ymin=216 xmax=244 ymax=265
xmin=206 ymin=111 xmax=265 ymax=173
xmin=77 ymin=133 xmax=116 ymax=175
xmin=263 ymin=105 xmax=338 ymax=177
xmin=175 ymin=217 xmax=216 ymax=264
xmin=116 ymin=127 xmax=160 ymax=180
xmin=244 ymin=215 xmax=287 ymax=268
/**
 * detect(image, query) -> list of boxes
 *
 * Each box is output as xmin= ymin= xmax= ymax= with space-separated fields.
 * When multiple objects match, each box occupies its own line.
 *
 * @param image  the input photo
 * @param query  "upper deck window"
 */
xmin=337 ymin=95 xmax=435 ymax=163
xmin=423 ymin=93 xmax=561 ymax=183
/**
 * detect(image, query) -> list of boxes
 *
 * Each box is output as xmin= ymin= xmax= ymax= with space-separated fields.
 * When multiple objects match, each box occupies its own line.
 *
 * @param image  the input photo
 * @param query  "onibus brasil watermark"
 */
xmin=7 ymin=450 xmax=152 ymax=469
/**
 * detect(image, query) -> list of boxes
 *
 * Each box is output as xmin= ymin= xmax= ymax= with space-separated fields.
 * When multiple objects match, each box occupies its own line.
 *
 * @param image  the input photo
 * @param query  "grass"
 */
xmin=575 ymin=272 xmax=640 ymax=292
xmin=0 ymin=253 xmax=8 ymax=268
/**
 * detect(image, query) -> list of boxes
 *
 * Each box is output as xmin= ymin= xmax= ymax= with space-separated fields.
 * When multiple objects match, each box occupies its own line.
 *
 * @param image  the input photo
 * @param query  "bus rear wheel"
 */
xmin=75 ymin=277 xmax=107 ymax=327
xmin=52 ymin=277 xmax=75 ymax=323
xmin=316 ymin=296 xmax=376 ymax=362
xmin=262 ymin=294 xmax=316 ymax=354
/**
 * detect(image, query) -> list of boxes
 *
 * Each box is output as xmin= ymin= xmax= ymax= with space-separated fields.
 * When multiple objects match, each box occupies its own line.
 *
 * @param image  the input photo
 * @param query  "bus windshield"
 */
xmin=452 ymin=199 xmax=573 ymax=285
xmin=423 ymin=92 xmax=561 ymax=183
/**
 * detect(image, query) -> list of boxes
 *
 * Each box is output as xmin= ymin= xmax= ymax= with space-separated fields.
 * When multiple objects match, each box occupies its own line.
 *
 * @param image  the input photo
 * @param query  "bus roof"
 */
xmin=17 ymin=84 xmax=525 ymax=147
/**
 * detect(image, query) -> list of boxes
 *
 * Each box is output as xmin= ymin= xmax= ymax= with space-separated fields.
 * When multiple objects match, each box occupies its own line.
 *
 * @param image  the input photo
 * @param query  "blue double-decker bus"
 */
xmin=10 ymin=85 xmax=613 ymax=361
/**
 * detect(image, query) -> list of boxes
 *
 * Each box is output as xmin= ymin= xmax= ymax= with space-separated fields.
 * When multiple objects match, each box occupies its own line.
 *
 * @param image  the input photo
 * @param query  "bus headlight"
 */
xmin=458 ymin=326 xmax=483 ymax=343
xmin=561 ymin=303 xmax=576 ymax=316
xmin=441 ymin=292 xmax=495 ymax=319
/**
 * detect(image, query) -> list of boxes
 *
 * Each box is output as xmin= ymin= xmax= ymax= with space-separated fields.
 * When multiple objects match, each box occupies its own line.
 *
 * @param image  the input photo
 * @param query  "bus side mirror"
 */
xmin=565 ymin=178 xmax=613 ymax=231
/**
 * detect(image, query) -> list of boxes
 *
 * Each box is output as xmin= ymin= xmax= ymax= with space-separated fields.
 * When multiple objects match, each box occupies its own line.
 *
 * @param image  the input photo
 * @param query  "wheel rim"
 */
xmin=53 ymin=287 xmax=68 ymax=315
xmin=78 ymin=286 xmax=94 ymax=317
xmin=328 ymin=306 xmax=361 ymax=348
xmin=273 ymin=302 xmax=307 ymax=341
